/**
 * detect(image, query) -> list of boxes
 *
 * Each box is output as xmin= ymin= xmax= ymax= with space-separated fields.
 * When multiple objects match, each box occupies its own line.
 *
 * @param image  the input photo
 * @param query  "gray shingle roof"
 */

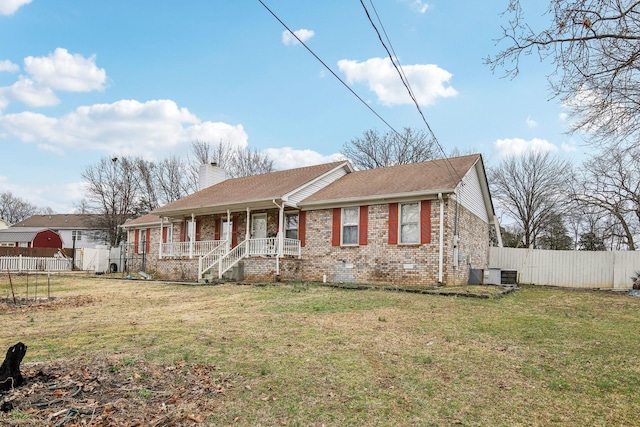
xmin=12 ymin=214 xmax=102 ymax=229
xmin=0 ymin=227 xmax=47 ymax=243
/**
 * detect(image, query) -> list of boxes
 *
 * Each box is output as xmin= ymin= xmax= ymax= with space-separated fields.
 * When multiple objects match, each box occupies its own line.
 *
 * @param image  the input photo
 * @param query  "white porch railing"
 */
xmin=198 ymin=240 xmax=229 ymax=280
xmin=218 ymin=240 xmax=248 ymax=279
xmin=0 ymin=255 xmax=72 ymax=272
xmin=247 ymin=238 xmax=278 ymax=256
xmin=161 ymin=240 xmax=226 ymax=258
xmin=196 ymin=237 xmax=302 ymax=281
xmin=283 ymin=238 xmax=301 ymax=257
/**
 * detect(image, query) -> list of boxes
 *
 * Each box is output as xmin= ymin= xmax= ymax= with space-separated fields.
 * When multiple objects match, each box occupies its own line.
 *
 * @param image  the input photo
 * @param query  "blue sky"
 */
xmin=0 ymin=0 xmax=586 ymax=213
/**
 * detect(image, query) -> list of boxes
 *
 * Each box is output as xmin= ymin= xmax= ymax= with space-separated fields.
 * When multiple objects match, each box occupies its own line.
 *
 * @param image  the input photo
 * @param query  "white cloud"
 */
xmin=24 ymin=48 xmax=107 ymax=92
xmin=337 ymin=57 xmax=457 ymax=106
xmin=560 ymin=140 xmax=578 ymax=152
xmin=526 ymin=116 xmax=537 ymax=128
xmin=282 ymin=29 xmax=315 ymax=46
xmin=494 ymin=137 xmax=558 ymax=157
xmin=0 ymin=0 xmax=32 ymax=16
xmin=264 ymin=147 xmax=345 ymax=170
xmin=0 ymin=76 xmax=59 ymax=107
xmin=0 ymin=49 xmax=107 ymax=111
xmin=0 ymin=177 xmax=83 ymax=213
xmin=0 ymin=99 xmax=249 ymax=158
xmin=0 ymin=60 xmax=19 ymax=72
xmin=410 ymin=0 xmax=429 ymax=13
xmin=559 ymin=112 xmax=568 ymax=122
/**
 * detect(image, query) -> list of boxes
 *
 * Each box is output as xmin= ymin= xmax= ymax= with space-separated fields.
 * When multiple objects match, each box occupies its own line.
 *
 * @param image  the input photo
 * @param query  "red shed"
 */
xmin=0 ymin=228 xmax=63 ymax=248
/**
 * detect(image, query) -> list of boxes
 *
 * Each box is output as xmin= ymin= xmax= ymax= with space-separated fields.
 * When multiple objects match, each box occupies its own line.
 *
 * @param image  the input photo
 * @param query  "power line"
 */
xmin=360 ymin=0 xmax=463 ymax=182
xmin=257 ymin=0 xmax=405 ymax=140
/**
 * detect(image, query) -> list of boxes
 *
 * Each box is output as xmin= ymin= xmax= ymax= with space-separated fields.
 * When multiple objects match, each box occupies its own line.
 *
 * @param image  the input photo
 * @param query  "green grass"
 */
xmin=1 ymin=275 xmax=639 ymax=425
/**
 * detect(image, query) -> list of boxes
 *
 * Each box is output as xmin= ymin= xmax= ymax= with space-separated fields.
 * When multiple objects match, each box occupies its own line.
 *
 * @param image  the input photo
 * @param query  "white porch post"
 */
xmin=189 ymin=213 xmax=195 ymax=259
xmin=278 ymin=204 xmax=284 ymax=258
xmin=245 ymin=207 xmax=250 ymax=242
xmin=158 ymin=217 xmax=163 ymax=259
xmin=228 ymin=209 xmax=232 ymax=250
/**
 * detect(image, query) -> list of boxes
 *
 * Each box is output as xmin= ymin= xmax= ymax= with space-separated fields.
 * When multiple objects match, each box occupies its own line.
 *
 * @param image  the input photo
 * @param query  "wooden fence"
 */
xmin=0 ymin=255 xmax=72 ymax=272
xmin=488 ymin=247 xmax=640 ymax=289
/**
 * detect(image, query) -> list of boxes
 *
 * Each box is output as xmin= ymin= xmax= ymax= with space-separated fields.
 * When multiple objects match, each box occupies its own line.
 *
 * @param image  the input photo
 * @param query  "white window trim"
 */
xmin=138 ymin=229 xmax=147 ymax=254
xmin=221 ymin=219 xmax=232 ymax=241
xmin=399 ymin=202 xmax=420 ymax=245
xmin=284 ymin=212 xmax=299 ymax=240
xmin=341 ymin=206 xmax=360 ymax=246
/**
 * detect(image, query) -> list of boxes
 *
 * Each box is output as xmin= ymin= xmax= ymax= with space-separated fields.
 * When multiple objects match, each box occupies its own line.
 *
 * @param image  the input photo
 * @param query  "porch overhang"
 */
xmin=151 ymin=197 xmax=295 ymax=220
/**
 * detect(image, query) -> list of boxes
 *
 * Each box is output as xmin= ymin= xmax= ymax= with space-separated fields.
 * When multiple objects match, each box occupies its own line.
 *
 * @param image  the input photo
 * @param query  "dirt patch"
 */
xmin=0 ymin=296 xmax=99 ymax=312
xmin=0 ymin=355 xmax=241 ymax=426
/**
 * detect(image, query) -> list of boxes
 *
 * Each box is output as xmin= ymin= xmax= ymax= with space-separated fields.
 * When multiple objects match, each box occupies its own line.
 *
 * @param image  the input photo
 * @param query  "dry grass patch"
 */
xmin=0 ymin=276 xmax=639 ymax=426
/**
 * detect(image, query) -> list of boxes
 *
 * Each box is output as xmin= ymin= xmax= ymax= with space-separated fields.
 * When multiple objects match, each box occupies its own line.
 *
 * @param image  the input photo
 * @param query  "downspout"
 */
xmin=272 ymin=199 xmax=285 ymax=280
xmin=438 ymin=193 xmax=444 ymax=284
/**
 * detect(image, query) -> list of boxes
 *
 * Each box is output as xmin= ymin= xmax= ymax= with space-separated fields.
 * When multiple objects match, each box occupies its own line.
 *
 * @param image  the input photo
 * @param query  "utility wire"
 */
xmin=361 ymin=0 xmax=463 ymax=182
xmin=257 ymin=0 xmax=405 ymax=140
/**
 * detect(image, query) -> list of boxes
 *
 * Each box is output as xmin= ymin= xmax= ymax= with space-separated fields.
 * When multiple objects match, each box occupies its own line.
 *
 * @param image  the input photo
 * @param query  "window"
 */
xmin=138 ymin=229 xmax=147 ymax=254
xmin=186 ymin=221 xmax=196 ymax=242
xmin=400 ymin=202 xmax=419 ymax=244
xmin=221 ymin=220 xmax=232 ymax=241
xmin=342 ymin=207 xmax=359 ymax=245
xmin=285 ymin=213 xmax=298 ymax=239
xmin=72 ymin=230 xmax=82 ymax=241
xmin=166 ymin=224 xmax=173 ymax=243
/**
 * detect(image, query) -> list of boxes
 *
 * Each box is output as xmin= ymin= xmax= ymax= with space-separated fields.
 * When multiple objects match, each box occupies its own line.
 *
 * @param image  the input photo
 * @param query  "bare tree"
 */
xmin=189 ymin=140 xmax=274 ymax=181
xmin=136 ymin=159 xmax=160 ymax=214
xmin=154 ymin=155 xmax=194 ymax=203
xmin=486 ymin=0 xmax=640 ymax=148
xmin=570 ymin=145 xmax=640 ymax=250
xmin=82 ymin=157 xmax=140 ymax=246
xmin=342 ymin=127 xmax=440 ymax=170
xmin=489 ymin=152 xmax=572 ymax=248
xmin=0 ymin=191 xmax=41 ymax=224
xmin=231 ymin=146 xmax=275 ymax=178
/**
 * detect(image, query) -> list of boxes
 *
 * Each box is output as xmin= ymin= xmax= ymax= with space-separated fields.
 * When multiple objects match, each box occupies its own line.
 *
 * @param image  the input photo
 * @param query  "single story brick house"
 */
xmin=121 ymin=154 xmax=500 ymax=286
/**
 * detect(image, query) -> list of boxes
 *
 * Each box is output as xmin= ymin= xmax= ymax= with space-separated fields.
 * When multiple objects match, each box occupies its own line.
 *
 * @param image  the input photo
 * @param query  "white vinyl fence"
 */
xmin=0 ymin=255 xmax=72 ymax=272
xmin=489 ymin=247 xmax=640 ymax=289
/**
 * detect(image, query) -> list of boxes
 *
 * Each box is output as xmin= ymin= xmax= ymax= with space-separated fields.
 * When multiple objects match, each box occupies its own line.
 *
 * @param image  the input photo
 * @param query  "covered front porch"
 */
xmin=156 ymin=203 xmax=302 ymax=281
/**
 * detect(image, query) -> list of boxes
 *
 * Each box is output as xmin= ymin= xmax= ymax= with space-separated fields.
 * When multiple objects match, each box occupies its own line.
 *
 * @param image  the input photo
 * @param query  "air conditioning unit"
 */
xmin=483 ymin=268 xmax=502 ymax=285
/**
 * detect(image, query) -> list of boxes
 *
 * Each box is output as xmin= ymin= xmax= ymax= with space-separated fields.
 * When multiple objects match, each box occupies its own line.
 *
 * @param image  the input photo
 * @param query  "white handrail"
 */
xmin=218 ymin=240 xmax=247 ymax=279
xmin=198 ymin=240 xmax=228 ymax=280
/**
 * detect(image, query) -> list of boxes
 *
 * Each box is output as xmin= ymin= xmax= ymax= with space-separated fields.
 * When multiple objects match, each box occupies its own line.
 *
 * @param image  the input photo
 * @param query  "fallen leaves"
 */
xmin=0 ymin=355 xmax=241 ymax=426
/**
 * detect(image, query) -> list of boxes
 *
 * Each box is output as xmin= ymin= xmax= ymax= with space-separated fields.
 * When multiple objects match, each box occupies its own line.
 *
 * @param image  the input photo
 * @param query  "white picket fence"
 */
xmin=489 ymin=247 xmax=640 ymax=289
xmin=0 ymin=255 xmax=72 ymax=272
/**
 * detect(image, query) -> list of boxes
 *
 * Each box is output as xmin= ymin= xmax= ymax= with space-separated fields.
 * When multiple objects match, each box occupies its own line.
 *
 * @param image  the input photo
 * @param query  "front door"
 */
xmin=251 ymin=214 xmax=267 ymax=239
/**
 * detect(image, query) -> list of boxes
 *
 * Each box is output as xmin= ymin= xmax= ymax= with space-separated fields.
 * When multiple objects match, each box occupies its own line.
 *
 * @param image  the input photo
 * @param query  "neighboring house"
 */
xmin=0 ymin=219 xmax=8 ymax=230
xmin=12 ymin=214 xmax=109 ymax=249
xmin=0 ymin=227 xmax=63 ymax=248
xmin=121 ymin=155 xmax=500 ymax=286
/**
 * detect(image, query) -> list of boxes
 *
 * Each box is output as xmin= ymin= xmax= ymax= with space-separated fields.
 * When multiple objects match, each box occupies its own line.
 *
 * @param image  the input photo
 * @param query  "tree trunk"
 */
xmin=0 ymin=342 xmax=27 ymax=391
